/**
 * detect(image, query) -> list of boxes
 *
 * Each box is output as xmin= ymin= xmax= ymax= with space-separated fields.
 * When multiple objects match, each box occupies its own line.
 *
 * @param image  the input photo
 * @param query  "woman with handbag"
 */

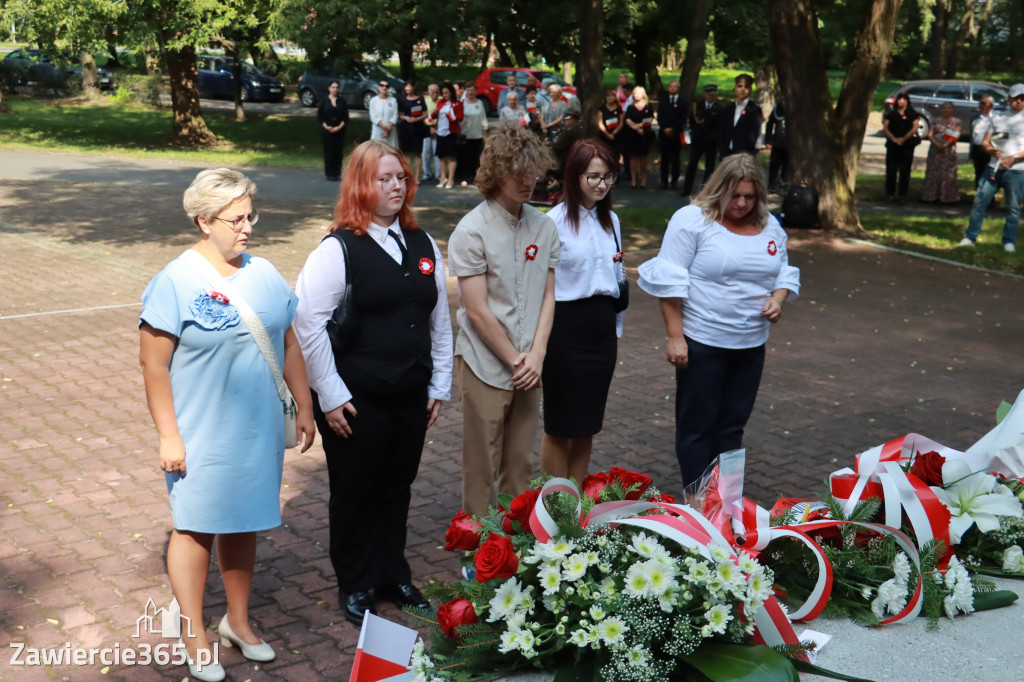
xmin=139 ymin=168 xmax=315 ymax=681
xmin=540 ymin=139 xmax=627 ymax=483
xmin=638 ymin=154 xmax=800 ymax=494
xmin=293 ymin=140 xmax=453 ymax=627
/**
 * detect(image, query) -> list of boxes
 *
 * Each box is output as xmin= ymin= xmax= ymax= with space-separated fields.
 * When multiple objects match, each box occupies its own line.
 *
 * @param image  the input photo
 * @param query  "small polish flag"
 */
xmin=349 ymin=613 xmax=418 ymax=682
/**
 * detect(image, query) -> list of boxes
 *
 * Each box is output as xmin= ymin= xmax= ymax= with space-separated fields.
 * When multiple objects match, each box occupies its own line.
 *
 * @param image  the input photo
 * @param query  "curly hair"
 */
xmin=475 ymin=125 xmax=556 ymax=199
xmin=692 ymin=153 xmax=769 ymax=230
xmin=330 ymin=140 xmax=418 ymax=235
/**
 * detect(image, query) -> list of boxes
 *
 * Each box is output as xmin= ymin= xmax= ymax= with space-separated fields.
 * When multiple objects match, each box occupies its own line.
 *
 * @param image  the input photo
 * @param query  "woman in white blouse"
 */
xmin=638 ymin=153 xmax=800 ymax=492
xmin=369 ymin=80 xmax=398 ymax=147
xmin=293 ymin=141 xmax=453 ymax=626
xmin=540 ymin=139 xmax=626 ymax=483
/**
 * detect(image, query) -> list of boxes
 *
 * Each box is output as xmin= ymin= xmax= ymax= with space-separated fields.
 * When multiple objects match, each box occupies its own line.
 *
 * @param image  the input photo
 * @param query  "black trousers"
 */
xmin=885 ymin=144 xmax=914 ymax=198
xmin=312 ymin=362 xmax=429 ymax=594
xmin=660 ymin=132 xmax=681 ymax=184
xmin=768 ymin=146 xmax=790 ymax=191
xmin=322 ymin=130 xmax=345 ymax=178
xmin=674 ymin=337 xmax=765 ymax=489
xmin=970 ymin=145 xmax=991 ymax=188
xmin=682 ymin=138 xmax=716 ymax=196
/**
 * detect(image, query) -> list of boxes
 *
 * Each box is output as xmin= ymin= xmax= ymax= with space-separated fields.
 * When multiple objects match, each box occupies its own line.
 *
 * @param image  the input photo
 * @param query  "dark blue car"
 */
xmin=197 ymin=56 xmax=285 ymax=103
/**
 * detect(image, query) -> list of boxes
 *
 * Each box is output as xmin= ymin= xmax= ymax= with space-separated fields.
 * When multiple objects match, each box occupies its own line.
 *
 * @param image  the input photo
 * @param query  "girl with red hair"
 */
xmin=293 ymin=140 xmax=453 ymax=626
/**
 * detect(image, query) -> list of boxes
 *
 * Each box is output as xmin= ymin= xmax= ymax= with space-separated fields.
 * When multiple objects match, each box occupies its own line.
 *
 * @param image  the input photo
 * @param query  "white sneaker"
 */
xmin=957 ymin=238 xmax=975 ymax=247
xmin=1005 ymin=243 xmax=1016 ymax=253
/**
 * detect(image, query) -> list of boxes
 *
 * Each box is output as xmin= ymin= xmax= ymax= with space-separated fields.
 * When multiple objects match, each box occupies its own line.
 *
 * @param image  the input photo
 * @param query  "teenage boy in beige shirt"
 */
xmin=448 ymin=125 xmax=559 ymax=521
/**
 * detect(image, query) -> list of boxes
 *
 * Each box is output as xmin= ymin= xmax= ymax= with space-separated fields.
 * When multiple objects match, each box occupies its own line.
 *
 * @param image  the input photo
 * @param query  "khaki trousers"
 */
xmin=458 ymin=357 xmax=540 ymax=517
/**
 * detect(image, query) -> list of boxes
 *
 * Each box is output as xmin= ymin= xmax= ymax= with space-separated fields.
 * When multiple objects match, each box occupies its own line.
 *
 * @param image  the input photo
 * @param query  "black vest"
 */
xmin=332 ymin=228 xmax=438 ymax=383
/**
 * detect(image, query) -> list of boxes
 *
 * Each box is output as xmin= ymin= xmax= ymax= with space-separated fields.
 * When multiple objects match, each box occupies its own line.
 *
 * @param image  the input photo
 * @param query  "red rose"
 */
xmin=582 ymin=472 xmax=611 ymax=502
xmin=436 ymin=598 xmax=478 ymax=639
xmin=649 ymin=493 xmax=676 ymax=505
xmin=610 ymin=467 xmax=653 ymax=500
xmin=507 ymin=489 xmax=540 ymax=528
xmin=499 ymin=507 xmax=516 ymax=535
xmin=910 ymin=450 xmax=947 ymax=487
xmin=474 ymin=533 xmax=519 ymax=582
xmin=444 ymin=510 xmax=482 ymax=552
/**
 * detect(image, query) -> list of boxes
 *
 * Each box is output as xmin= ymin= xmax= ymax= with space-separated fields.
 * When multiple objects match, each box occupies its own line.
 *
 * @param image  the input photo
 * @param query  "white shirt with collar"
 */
xmin=988 ymin=108 xmax=1024 ymax=171
xmin=294 ymin=220 xmax=454 ymax=413
xmin=549 ymin=202 xmax=626 ymax=337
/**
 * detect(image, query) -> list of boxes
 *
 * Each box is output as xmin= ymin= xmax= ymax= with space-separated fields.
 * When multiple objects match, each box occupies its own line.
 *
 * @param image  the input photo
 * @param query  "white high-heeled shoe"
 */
xmin=218 ymin=614 xmax=276 ymax=662
xmin=176 ymin=638 xmax=225 ymax=682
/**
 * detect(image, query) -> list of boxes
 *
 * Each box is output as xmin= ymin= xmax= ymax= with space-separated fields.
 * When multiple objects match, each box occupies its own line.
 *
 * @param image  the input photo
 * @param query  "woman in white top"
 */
xmin=456 ymin=83 xmax=488 ymax=187
xmin=434 ymin=82 xmax=463 ymax=189
xmin=540 ymin=139 xmax=626 ymax=483
xmin=293 ymin=141 xmax=453 ymax=626
xmin=638 ymin=154 xmax=800 ymax=491
xmin=369 ymin=80 xmax=398 ymax=147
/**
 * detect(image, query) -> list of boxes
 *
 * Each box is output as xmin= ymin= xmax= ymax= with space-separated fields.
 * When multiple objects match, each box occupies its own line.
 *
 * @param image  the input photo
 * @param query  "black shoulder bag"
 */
xmin=323 ymin=231 xmax=359 ymax=354
xmin=612 ymin=229 xmax=629 ymax=313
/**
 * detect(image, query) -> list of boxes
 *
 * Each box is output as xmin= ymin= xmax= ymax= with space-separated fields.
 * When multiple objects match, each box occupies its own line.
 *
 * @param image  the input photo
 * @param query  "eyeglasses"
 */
xmin=212 ymin=210 xmax=259 ymax=232
xmin=378 ymin=175 xmax=408 ymax=191
xmin=378 ymin=82 xmax=389 ymax=88
xmin=583 ymin=173 xmax=618 ymax=187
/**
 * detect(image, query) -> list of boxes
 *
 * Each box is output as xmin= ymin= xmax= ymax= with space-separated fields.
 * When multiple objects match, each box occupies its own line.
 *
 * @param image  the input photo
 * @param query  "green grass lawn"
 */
xmin=0 ymin=95 xmax=369 ymax=167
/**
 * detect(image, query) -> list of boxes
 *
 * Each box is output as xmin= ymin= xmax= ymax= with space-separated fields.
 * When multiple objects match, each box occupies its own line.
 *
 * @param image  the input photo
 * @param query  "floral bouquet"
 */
xmin=408 ymin=469 xmax=857 ymax=682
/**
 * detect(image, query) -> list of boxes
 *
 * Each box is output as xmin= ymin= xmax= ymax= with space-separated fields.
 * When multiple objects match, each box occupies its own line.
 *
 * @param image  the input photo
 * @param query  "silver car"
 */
xmin=884 ymin=80 xmax=1008 ymax=140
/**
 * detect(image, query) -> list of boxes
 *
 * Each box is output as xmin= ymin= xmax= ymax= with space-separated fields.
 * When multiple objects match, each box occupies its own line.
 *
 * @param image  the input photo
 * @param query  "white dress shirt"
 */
xmin=294 ymin=221 xmax=454 ymax=413
xmin=369 ymin=95 xmax=399 ymax=146
xmin=549 ymin=202 xmax=625 ymax=337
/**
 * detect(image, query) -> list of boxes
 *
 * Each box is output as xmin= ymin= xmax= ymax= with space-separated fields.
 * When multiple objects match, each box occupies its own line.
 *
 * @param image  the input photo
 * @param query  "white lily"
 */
xmin=930 ymin=459 xmax=1024 ymax=545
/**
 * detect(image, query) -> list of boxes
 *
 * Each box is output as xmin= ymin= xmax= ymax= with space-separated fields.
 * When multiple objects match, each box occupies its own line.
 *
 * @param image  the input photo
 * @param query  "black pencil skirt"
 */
xmin=541 ymin=295 xmax=618 ymax=438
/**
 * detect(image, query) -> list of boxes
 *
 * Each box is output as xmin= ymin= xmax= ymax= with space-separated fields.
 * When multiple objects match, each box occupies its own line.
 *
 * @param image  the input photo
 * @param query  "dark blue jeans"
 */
xmin=675 ymin=337 xmax=765 ymax=488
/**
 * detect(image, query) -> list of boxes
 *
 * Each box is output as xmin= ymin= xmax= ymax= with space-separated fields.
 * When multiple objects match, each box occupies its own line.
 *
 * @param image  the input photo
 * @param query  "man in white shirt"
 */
xmin=961 ymin=83 xmax=1024 ymax=253
xmin=969 ymin=96 xmax=995 ymax=186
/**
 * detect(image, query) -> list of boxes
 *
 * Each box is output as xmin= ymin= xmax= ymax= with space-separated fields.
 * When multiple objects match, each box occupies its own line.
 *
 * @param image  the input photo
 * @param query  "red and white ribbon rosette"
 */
xmin=527 ymin=477 xmax=806 ymax=655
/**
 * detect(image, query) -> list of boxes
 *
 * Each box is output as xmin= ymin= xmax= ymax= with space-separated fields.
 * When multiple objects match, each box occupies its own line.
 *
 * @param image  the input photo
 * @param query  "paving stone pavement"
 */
xmin=1 ymin=167 xmax=1023 ymax=681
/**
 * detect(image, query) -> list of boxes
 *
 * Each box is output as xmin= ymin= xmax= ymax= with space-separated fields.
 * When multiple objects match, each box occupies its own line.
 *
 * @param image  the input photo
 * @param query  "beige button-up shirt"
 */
xmin=448 ymin=199 xmax=560 ymax=390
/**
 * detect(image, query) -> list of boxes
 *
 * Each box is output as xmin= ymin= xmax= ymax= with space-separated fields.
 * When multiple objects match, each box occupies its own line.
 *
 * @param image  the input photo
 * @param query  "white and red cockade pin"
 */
xmin=767 ymin=240 xmax=778 ymax=256
xmin=418 ymin=258 xmax=434 ymax=275
xmin=613 ymin=251 xmax=625 ymax=263
xmin=525 ymin=244 xmax=539 ymax=260
xmin=205 ymin=289 xmax=230 ymax=304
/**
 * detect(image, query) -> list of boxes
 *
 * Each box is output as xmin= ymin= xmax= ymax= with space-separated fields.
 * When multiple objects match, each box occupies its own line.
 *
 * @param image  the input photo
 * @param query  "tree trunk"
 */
xmin=769 ymin=0 xmax=903 ymax=234
xmin=163 ymin=45 xmax=216 ymax=146
xmin=80 ymin=50 xmax=101 ymax=99
xmin=104 ymin=27 xmax=122 ymax=68
xmin=631 ymin=45 xmax=648 ymax=90
xmin=945 ymin=2 xmax=976 ymax=77
xmin=231 ymin=51 xmax=246 ymax=123
xmin=0 ymin=84 xmax=11 ymax=114
xmin=927 ymin=0 xmax=949 ymax=78
xmin=145 ymin=37 xmax=162 ymax=77
xmin=481 ymin=33 xmax=493 ymax=71
xmin=494 ymin=39 xmax=513 ymax=67
xmin=753 ymin=65 xmax=773 ymax=115
xmin=258 ymin=45 xmax=282 ymax=75
xmin=397 ymin=40 xmax=415 ymax=82
xmin=645 ymin=44 xmax=663 ymax=98
xmin=577 ymin=0 xmax=604 ymax=137
xmin=510 ymin=37 xmax=530 ymax=67
xmin=678 ymin=0 xmax=710 ymax=100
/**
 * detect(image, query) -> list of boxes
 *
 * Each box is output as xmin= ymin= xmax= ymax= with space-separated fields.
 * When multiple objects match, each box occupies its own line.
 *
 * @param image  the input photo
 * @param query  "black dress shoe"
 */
xmin=340 ymin=591 xmax=375 ymax=626
xmin=376 ymin=583 xmax=430 ymax=611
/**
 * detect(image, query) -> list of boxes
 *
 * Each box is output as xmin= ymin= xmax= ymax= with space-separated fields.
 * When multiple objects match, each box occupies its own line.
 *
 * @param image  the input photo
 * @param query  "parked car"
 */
xmin=2 ymin=48 xmax=113 ymax=90
xmin=883 ymin=80 xmax=1008 ymax=140
xmin=196 ymin=56 xmax=285 ymax=102
xmin=298 ymin=60 xmax=403 ymax=109
xmin=473 ymin=68 xmax=577 ymax=116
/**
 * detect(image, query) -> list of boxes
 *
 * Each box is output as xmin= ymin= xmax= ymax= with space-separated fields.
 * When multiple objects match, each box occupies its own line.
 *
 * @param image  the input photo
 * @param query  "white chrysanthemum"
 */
xmin=505 ymin=610 xmax=526 ymax=630
xmin=550 ymin=538 xmax=577 ymax=560
xmin=892 ymin=553 xmax=911 ymax=584
xmin=737 ymin=553 xmax=758 ymax=575
xmin=745 ymin=566 xmax=773 ymax=602
xmin=518 ymin=629 xmax=536 ymax=650
xmin=861 ymin=586 xmax=873 ymax=600
xmin=488 ymin=578 xmax=523 ymax=622
xmin=877 ymin=578 xmax=908 ymax=615
xmin=409 ymin=638 xmax=435 ymax=682
xmin=518 ymin=591 xmax=536 ymax=614
xmin=643 ymin=559 xmax=677 ymax=597
xmin=587 ymin=551 xmax=600 ymax=564
xmin=498 ymin=629 xmax=520 ymax=654
xmin=624 ymin=562 xmax=650 ymax=597
xmin=538 ymin=563 xmax=562 ymax=595
xmin=555 ymin=623 xmax=565 ymax=635
xmin=626 ymin=645 xmax=650 ymax=666
xmin=703 ymin=604 xmax=732 ymax=634
xmin=870 ymin=595 xmax=886 ymax=620
xmin=629 ymin=531 xmax=665 ymax=559
xmin=589 ymin=604 xmax=606 ymax=621
xmin=685 ymin=560 xmax=712 ymax=584
xmin=561 ymin=552 xmax=590 ymax=581
xmin=658 ymin=593 xmax=676 ymax=612
xmin=1002 ymin=545 xmax=1024 ymax=572
xmin=596 ymin=615 xmax=628 ymax=646
xmin=708 ymin=542 xmax=732 ymax=563
xmin=599 ymin=562 xmax=613 ymax=574
xmin=569 ymin=628 xmax=590 ymax=647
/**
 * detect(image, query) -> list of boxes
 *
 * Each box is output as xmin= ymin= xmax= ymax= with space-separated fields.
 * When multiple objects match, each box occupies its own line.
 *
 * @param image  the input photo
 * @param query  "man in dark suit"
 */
xmin=658 ymin=80 xmax=688 ymax=189
xmin=718 ymin=73 xmax=764 ymax=158
xmin=681 ymin=84 xmax=721 ymax=197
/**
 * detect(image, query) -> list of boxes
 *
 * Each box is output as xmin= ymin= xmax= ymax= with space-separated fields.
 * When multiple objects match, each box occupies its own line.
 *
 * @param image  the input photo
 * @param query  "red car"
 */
xmin=473 ymin=68 xmax=577 ymax=116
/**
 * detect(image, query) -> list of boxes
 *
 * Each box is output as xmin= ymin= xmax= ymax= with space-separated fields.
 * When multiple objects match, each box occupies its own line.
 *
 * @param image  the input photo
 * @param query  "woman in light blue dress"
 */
xmin=140 ymin=169 xmax=315 ymax=681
